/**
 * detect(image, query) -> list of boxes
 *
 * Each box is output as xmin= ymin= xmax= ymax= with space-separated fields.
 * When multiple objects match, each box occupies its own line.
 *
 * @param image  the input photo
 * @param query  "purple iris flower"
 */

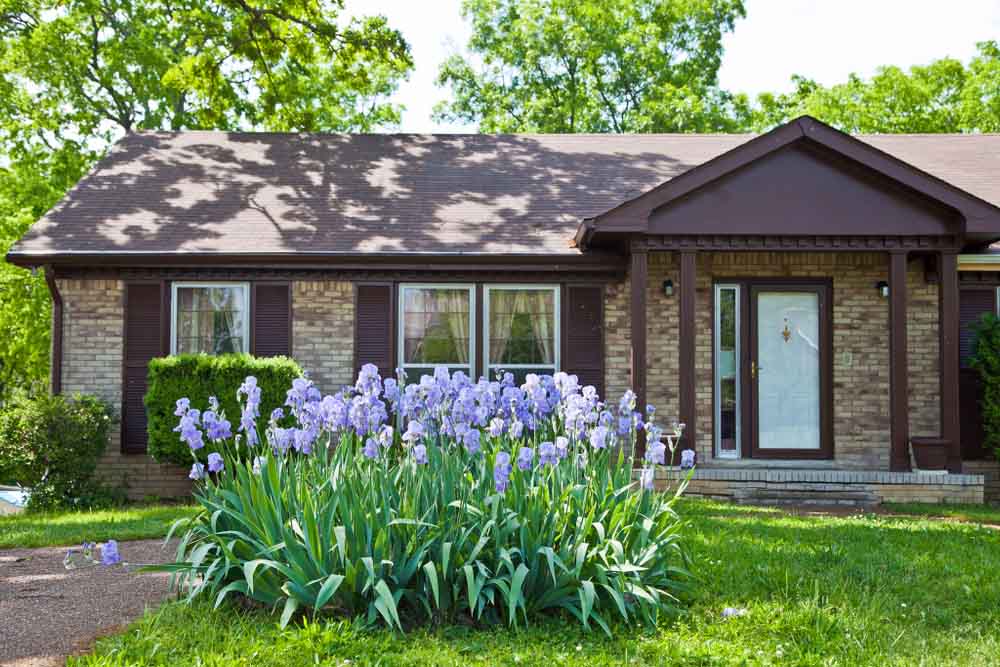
xmin=270 ymin=408 xmax=284 ymax=423
xmin=555 ymin=436 xmax=569 ymax=459
xmin=189 ymin=462 xmax=205 ymax=480
xmin=488 ymin=418 xmax=505 ymax=438
xmin=680 ymin=449 xmax=696 ymax=470
xmin=413 ymin=444 xmax=428 ymax=465
xmin=363 ymin=437 xmax=380 ymax=459
xmin=640 ymin=468 xmax=655 ymax=491
xmin=207 ymin=452 xmax=224 ymax=473
xmin=645 ymin=441 xmax=666 ymax=466
xmin=101 ymin=540 xmax=121 ymax=566
xmin=517 ymin=446 xmax=534 ymax=471
xmin=494 ymin=451 xmax=513 ymax=492
xmin=463 ymin=429 xmax=481 ymax=455
xmin=509 ymin=421 xmax=524 ymax=439
xmin=538 ymin=442 xmax=558 ymax=466
xmin=402 ymin=420 xmax=424 ymax=443
xmin=174 ymin=398 xmax=191 ymax=416
xmin=589 ymin=426 xmax=609 ymax=450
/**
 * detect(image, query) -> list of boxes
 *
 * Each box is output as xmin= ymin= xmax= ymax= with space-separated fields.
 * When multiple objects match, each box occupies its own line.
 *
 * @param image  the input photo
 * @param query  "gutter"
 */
xmin=43 ymin=266 xmax=62 ymax=395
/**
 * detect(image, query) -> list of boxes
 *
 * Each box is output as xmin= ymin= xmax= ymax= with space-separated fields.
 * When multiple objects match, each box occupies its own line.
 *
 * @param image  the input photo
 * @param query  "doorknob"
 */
xmin=751 ymin=361 xmax=756 ymax=378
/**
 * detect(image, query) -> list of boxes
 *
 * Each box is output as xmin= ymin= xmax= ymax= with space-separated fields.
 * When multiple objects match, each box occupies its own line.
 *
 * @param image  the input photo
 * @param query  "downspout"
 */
xmin=43 ymin=266 xmax=62 ymax=395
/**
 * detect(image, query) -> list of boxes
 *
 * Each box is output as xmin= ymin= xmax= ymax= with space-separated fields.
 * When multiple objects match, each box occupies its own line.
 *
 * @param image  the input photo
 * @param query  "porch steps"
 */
xmin=732 ymin=486 xmax=881 ymax=508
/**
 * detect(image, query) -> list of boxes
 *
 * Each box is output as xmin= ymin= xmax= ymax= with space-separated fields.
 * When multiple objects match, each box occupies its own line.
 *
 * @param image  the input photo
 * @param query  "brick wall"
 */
xmin=57 ymin=279 xmax=191 ymax=500
xmin=604 ymin=252 xmax=942 ymax=471
xmin=292 ymin=281 xmax=356 ymax=393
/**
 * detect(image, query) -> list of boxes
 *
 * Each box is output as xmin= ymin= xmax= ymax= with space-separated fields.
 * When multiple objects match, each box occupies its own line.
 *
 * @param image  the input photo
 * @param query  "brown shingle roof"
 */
xmin=10 ymin=130 xmax=1000 ymax=261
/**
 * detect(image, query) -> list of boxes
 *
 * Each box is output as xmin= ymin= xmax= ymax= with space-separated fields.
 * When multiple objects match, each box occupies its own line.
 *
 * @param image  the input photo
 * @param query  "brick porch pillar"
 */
xmin=939 ymin=251 xmax=962 ymax=473
xmin=630 ymin=248 xmax=648 ymax=459
xmin=889 ymin=250 xmax=911 ymax=471
xmin=678 ymin=250 xmax=697 ymax=453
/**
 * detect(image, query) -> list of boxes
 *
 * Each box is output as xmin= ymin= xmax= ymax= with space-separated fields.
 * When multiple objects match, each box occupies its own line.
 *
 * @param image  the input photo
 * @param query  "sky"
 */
xmin=353 ymin=0 xmax=1000 ymax=133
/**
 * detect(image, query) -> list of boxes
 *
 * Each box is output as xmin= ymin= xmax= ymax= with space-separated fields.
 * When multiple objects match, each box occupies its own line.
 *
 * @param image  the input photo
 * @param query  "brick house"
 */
xmin=7 ymin=116 xmax=1000 ymax=503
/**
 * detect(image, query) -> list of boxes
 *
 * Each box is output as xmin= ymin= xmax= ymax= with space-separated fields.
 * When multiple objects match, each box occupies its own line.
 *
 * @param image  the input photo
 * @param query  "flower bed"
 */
xmin=162 ymin=365 xmax=692 ymax=634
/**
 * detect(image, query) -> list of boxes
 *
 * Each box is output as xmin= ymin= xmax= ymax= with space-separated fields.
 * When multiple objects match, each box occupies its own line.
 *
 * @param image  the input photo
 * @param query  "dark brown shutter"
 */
xmin=122 ymin=283 xmax=163 ymax=454
xmin=959 ymin=288 xmax=995 ymax=367
xmin=355 ymin=283 xmax=395 ymax=379
xmin=563 ymin=285 xmax=604 ymax=396
xmin=960 ymin=287 xmax=996 ymax=459
xmin=252 ymin=283 xmax=292 ymax=357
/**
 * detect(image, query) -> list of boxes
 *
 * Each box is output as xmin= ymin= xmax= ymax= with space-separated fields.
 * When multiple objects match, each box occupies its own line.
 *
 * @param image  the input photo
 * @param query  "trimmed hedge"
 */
xmin=0 ymin=392 xmax=119 ymax=510
xmin=970 ymin=313 xmax=1000 ymax=462
xmin=145 ymin=354 xmax=302 ymax=465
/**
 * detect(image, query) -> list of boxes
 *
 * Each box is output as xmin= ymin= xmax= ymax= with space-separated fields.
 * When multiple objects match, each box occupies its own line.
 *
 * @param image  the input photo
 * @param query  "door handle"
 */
xmin=751 ymin=361 xmax=756 ymax=378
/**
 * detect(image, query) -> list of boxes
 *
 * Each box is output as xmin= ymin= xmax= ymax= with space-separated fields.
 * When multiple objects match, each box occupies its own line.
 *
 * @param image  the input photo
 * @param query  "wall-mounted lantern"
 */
xmin=663 ymin=279 xmax=674 ymax=297
xmin=875 ymin=280 xmax=889 ymax=298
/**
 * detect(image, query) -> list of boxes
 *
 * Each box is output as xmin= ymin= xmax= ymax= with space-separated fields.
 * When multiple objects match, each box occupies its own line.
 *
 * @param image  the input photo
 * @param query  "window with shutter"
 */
xmin=355 ymin=283 xmax=395 ymax=380
xmin=123 ymin=282 xmax=164 ymax=454
xmin=959 ymin=288 xmax=996 ymax=367
xmin=252 ymin=283 xmax=292 ymax=357
xmin=562 ymin=285 xmax=604 ymax=396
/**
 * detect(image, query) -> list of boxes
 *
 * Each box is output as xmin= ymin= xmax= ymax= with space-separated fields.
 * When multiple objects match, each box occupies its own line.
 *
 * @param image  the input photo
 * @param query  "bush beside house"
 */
xmin=0 ymin=393 xmax=119 ymax=510
xmin=970 ymin=314 xmax=1000 ymax=462
xmin=145 ymin=354 xmax=302 ymax=465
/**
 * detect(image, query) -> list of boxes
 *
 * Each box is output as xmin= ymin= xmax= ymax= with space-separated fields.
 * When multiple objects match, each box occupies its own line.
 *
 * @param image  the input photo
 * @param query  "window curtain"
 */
xmin=528 ymin=290 xmax=554 ymax=364
xmin=209 ymin=287 xmax=241 ymax=354
xmin=489 ymin=290 xmax=522 ymax=365
xmin=444 ymin=290 xmax=470 ymax=364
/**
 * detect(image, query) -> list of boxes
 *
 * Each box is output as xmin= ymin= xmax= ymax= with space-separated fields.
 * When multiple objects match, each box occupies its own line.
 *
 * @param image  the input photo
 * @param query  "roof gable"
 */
xmin=580 ymin=116 xmax=1000 ymax=247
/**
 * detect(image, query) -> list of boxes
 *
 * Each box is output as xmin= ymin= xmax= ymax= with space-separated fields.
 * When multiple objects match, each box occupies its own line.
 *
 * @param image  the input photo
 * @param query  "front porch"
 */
xmin=657 ymin=467 xmax=987 ymax=507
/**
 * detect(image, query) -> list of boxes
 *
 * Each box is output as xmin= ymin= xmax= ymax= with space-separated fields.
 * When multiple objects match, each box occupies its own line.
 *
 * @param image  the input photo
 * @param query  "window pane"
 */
xmin=401 ymin=288 xmax=471 ymax=365
xmin=716 ymin=286 xmax=739 ymax=455
xmin=174 ymin=285 xmax=247 ymax=355
xmin=488 ymin=289 xmax=556 ymax=366
xmin=487 ymin=366 xmax=555 ymax=385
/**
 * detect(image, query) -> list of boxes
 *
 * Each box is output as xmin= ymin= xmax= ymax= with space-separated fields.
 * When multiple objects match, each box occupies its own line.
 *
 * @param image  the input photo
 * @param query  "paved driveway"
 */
xmin=0 ymin=539 xmax=176 ymax=666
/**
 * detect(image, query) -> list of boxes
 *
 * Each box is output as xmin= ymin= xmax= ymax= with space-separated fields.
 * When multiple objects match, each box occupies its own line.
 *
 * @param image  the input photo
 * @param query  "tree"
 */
xmin=751 ymin=41 xmax=1000 ymax=133
xmin=435 ymin=0 xmax=749 ymax=133
xmin=0 ymin=0 xmax=413 ymax=401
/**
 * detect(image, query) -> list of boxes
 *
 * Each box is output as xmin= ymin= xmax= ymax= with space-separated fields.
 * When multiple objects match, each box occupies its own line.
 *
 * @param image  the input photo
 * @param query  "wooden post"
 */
xmin=679 ymin=250 xmax=697 ymax=454
xmin=630 ymin=249 xmax=648 ymax=460
xmin=889 ymin=251 xmax=911 ymax=472
xmin=939 ymin=251 xmax=962 ymax=473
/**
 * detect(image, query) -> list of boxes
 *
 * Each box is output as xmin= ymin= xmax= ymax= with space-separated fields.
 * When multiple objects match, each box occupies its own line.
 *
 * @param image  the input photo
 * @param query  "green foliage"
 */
xmin=0 ymin=503 xmax=197 ymax=548
xmin=145 ymin=354 xmax=301 ymax=465
xmin=161 ymin=437 xmax=689 ymax=634
xmin=79 ymin=501 xmax=1000 ymax=666
xmin=751 ymin=41 xmax=1000 ymax=132
xmin=0 ymin=0 xmax=413 ymax=402
xmin=0 ymin=392 xmax=116 ymax=510
xmin=436 ymin=0 xmax=750 ymax=132
xmin=968 ymin=313 xmax=1000 ymax=462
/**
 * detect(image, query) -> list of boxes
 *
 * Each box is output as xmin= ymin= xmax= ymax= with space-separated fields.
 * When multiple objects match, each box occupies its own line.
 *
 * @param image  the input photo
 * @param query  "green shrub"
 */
xmin=159 ymin=368 xmax=691 ymax=634
xmin=970 ymin=313 xmax=1000 ymax=462
xmin=145 ymin=354 xmax=302 ymax=465
xmin=0 ymin=392 xmax=117 ymax=510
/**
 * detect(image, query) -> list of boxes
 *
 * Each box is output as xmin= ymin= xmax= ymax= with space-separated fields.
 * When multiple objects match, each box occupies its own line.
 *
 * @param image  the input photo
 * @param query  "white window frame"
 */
xmin=714 ymin=283 xmax=741 ymax=459
xmin=483 ymin=284 xmax=561 ymax=379
xmin=170 ymin=282 xmax=251 ymax=355
xmin=397 ymin=283 xmax=476 ymax=377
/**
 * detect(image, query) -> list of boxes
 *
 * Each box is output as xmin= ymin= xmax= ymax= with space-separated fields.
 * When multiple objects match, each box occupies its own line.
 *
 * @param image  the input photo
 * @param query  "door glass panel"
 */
xmin=714 ymin=285 xmax=740 ymax=457
xmin=756 ymin=291 xmax=820 ymax=450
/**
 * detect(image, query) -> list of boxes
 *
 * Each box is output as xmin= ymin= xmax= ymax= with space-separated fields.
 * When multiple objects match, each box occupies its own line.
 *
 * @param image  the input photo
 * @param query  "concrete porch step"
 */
xmin=733 ymin=486 xmax=881 ymax=508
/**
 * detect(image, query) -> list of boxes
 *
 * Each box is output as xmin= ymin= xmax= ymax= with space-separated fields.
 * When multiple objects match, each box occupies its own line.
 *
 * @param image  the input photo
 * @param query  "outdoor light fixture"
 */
xmin=663 ymin=279 xmax=674 ymax=297
xmin=876 ymin=281 xmax=889 ymax=298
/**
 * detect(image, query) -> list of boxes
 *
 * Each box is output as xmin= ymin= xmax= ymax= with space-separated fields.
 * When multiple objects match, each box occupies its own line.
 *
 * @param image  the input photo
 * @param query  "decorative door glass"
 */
xmin=755 ymin=291 xmax=821 ymax=450
xmin=714 ymin=285 xmax=740 ymax=457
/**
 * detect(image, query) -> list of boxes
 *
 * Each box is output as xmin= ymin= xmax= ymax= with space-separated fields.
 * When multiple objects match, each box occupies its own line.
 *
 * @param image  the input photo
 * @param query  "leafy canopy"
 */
xmin=435 ymin=0 xmax=749 ymax=133
xmin=0 ymin=0 xmax=412 ymax=401
xmin=750 ymin=41 xmax=1000 ymax=133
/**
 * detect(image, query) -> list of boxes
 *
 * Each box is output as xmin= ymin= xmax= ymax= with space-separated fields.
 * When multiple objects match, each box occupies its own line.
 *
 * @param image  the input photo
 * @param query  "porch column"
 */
xmin=630 ymin=248 xmax=648 ymax=458
xmin=678 ymin=250 xmax=697 ymax=453
xmin=939 ymin=251 xmax=962 ymax=473
xmin=889 ymin=250 xmax=911 ymax=472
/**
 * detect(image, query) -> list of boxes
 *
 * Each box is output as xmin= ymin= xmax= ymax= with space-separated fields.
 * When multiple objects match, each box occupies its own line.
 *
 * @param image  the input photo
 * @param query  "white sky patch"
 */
xmin=350 ymin=0 xmax=1000 ymax=133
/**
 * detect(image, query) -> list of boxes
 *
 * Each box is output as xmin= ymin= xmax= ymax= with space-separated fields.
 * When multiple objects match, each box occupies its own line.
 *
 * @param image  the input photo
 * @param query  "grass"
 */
xmin=70 ymin=498 xmax=1000 ymax=666
xmin=0 ymin=504 xmax=197 ymax=548
xmin=882 ymin=501 xmax=1000 ymax=524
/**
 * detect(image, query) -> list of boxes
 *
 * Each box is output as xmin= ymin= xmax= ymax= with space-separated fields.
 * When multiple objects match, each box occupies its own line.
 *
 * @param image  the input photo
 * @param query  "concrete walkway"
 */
xmin=0 ymin=539 xmax=176 ymax=666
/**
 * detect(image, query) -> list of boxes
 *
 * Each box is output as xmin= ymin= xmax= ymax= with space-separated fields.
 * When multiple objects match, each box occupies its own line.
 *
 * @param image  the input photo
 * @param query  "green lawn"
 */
xmin=0 ymin=504 xmax=197 ymax=548
xmin=882 ymin=501 xmax=1000 ymax=524
xmin=70 ymin=499 xmax=1000 ymax=666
